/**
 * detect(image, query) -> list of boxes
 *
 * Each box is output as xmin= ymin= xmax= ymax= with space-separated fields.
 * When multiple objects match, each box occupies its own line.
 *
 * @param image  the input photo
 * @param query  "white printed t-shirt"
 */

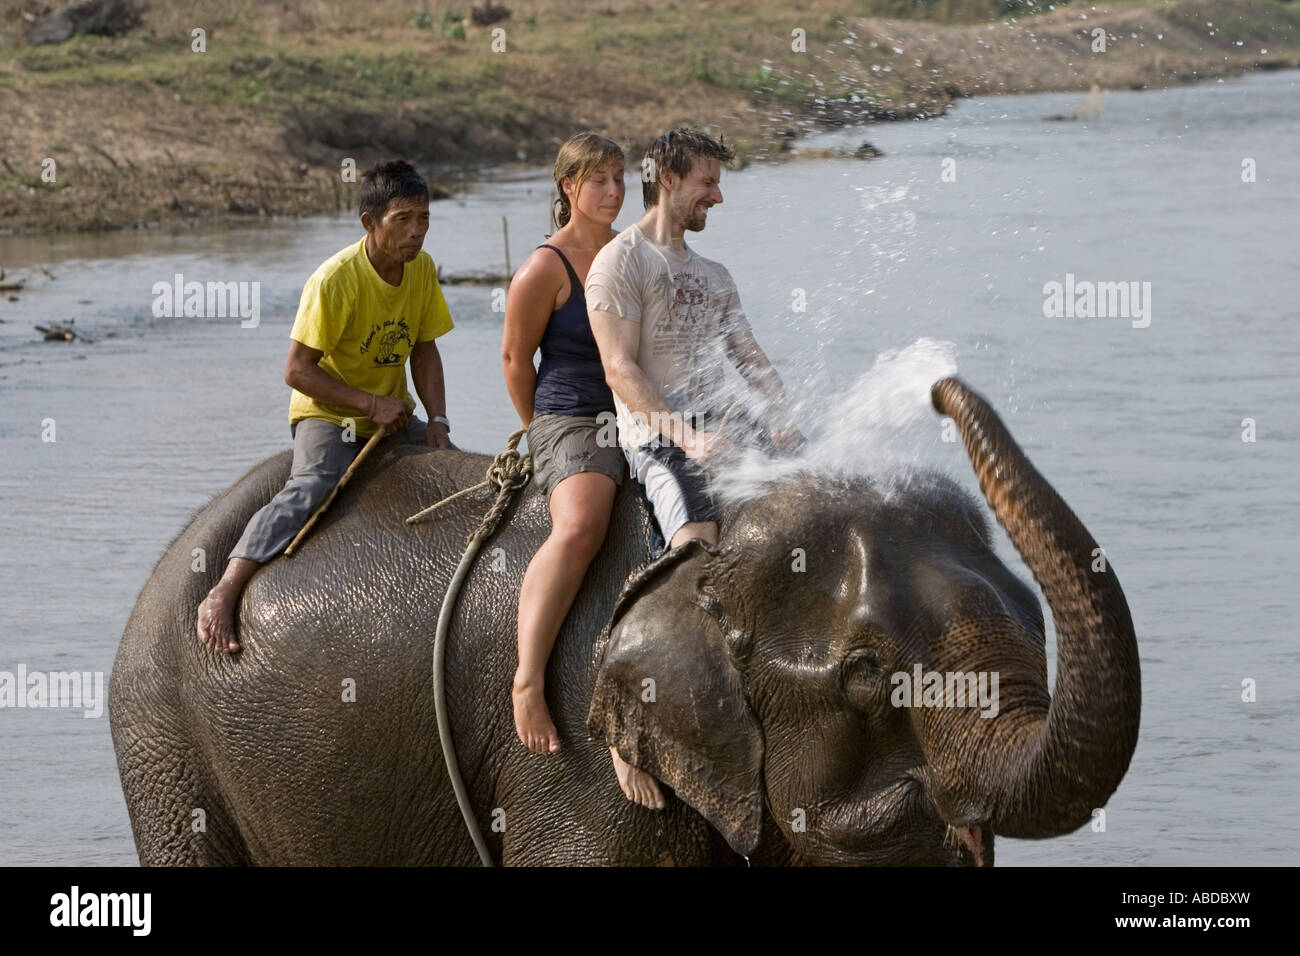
xmin=584 ymin=223 xmax=752 ymax=449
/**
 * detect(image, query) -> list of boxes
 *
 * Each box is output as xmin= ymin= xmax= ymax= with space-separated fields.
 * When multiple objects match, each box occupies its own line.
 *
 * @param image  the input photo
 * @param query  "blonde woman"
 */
xmin=502 ymin=133 xmax=663 ymax=808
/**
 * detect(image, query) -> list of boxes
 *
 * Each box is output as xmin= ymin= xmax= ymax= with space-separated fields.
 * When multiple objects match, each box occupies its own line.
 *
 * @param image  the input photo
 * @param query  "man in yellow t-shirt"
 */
xmin=196 ymin=160 xmax=455 ymax=654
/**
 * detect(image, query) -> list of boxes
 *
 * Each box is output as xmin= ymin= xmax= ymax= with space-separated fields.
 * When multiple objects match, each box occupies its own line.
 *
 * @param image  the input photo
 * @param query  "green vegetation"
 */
xmin=440 ymin=9 xmax=467 ymax=39
xmin=0 ymin=172 xmax=65 ymax=190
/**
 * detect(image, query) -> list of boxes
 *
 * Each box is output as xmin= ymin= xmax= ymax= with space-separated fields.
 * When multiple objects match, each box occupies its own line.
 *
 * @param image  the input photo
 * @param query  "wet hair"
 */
xmin=642 ymin=128 xmax=735 ymax=209
xmin=359 ymin=159 xmax=430 ymax=223
xmin=551 ymin=132 xmax=626 ymax=231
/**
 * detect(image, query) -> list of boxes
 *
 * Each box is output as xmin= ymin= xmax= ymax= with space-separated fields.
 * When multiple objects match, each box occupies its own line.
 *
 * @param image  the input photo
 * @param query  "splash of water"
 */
xmin=711 ymin=337 xmax=959 ymax=505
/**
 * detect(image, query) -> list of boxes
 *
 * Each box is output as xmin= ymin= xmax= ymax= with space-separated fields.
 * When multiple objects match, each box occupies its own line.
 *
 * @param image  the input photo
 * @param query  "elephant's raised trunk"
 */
xmin=926 ymin=377 xmax=1141 ymax=838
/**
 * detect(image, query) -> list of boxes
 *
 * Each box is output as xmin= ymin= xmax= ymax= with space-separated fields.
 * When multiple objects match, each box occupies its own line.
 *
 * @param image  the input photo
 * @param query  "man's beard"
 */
xmin=678 ymin=196 xmax=708 ymax=232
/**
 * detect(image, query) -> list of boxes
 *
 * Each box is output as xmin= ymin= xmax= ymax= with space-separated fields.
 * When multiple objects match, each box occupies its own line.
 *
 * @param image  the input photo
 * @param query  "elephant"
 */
xmin=109 ymin=377 xmax=1140 ymax=865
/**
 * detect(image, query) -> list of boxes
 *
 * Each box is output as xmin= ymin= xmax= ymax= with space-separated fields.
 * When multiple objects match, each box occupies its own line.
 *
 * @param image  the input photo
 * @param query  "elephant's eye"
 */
xmin=846 ymin=649 xmax=882 ymax=673
xmin=841 ymin=649 xmax=888 ymax=712
xmin=843 ymin=649 xmax=885 ymax=683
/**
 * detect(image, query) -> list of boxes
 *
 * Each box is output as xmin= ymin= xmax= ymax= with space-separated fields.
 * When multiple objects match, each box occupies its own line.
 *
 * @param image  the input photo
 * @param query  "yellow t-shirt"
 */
xmin=288 ymin=238 xmax=453 ymax=437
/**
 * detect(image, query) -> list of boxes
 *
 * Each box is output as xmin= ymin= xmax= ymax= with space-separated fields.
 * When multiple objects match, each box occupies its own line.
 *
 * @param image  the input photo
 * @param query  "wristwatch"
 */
xmin=432 ymin=415 xmax=451 ymax=432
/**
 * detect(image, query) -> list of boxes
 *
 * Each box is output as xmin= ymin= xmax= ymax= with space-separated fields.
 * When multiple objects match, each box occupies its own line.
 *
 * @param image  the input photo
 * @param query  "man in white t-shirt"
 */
xmin=586 ymin=128 xmax=802 ymax=809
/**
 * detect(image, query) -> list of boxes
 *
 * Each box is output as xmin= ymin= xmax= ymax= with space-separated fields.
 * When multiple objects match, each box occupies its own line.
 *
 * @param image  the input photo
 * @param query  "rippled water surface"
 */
xmin=2 ymin=71 xmax=1296 ymax=866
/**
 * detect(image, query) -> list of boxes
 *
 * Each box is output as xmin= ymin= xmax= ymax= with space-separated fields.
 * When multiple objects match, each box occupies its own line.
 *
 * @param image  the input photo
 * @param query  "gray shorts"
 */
xmin=230 ymin=415 xmax=428 ymax=563
xmin=527 ymin=412 xmax=626 ymax=498
xmin=622 ymin=403 xmax=777 ymax=551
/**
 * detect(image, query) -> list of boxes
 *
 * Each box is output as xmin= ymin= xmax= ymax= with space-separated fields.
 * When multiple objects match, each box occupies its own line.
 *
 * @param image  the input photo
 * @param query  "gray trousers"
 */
xmin=230 ymin=416 xmax=428 ymax=563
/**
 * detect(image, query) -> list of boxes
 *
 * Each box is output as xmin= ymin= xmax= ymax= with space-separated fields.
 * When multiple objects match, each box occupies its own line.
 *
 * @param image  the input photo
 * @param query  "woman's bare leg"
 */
xmin=513 ymin=472 xmax=616 ymax=754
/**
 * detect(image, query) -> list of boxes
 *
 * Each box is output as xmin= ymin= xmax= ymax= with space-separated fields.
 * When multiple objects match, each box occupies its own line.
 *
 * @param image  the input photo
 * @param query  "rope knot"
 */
xmin=485 ymin=437 xmax=532 ymax=492
xmin=406 ymin=427 xmax=533 ymax=545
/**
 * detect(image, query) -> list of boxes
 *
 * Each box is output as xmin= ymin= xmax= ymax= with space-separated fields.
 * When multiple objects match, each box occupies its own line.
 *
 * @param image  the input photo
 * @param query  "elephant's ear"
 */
xmin=587 ymin=538 xmax=764 ymax=857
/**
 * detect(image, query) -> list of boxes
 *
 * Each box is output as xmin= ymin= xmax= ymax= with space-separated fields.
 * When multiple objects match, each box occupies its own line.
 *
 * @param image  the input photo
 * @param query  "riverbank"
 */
xmin=2 ymin=0 xmax=1298 ymax=235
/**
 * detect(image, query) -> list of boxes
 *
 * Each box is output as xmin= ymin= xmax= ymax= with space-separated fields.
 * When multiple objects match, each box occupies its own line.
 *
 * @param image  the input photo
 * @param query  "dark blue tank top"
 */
xmin=532 ymin=243 xmax=615 ymax=416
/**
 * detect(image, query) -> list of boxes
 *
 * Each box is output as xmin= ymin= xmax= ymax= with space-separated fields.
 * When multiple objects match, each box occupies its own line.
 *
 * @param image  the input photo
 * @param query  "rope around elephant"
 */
xmin=406 ymin=427 xmax=532 ymax=867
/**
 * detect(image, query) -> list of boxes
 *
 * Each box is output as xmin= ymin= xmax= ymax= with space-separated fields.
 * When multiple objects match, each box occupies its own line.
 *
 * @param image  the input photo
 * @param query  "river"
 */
xmin=1 ymin=69 xmax=1296 ymax=866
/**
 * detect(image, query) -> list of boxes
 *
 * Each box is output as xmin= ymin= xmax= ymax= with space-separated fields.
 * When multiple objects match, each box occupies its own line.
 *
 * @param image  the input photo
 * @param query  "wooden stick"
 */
xmin=502 ymin=215 xmax=510 ymax=277
xmin=284 ymin=429 xmax=384 ymax=556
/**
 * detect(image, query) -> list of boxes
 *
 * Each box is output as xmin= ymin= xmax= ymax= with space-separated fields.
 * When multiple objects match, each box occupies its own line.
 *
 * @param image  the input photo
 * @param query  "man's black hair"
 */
xmin=359 ymin=160 xmax=430 ymax=222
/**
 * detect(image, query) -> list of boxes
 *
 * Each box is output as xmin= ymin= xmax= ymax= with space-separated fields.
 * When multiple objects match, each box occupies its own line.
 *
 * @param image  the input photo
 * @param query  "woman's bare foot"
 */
xmin=196 ymin=583 xmax=241 ymax=653
xmin=512 ymin=676 xmax=561 ymax=754
xmin=610 ymin=746 xmax=664 ymax=809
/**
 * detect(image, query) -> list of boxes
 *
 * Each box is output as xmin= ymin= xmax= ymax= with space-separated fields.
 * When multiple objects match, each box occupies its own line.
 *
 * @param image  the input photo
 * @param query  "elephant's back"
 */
xmin=112 ymin=448 xmax=296 ymax=712
xmin=165 ymin=444 xmax=657 ymax=862
xmin=110 ymin=449 xmax=302 ymax=862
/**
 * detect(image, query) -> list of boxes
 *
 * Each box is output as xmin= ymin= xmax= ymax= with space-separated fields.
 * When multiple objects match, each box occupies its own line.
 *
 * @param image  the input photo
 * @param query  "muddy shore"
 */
xmin=2 ymin=0 xmax=1297 ymax=236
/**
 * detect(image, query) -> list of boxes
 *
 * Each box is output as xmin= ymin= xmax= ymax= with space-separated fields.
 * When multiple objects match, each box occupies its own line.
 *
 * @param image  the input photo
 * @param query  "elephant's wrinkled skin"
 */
xmin=109 ymin=378 xmax=1140 ymax=865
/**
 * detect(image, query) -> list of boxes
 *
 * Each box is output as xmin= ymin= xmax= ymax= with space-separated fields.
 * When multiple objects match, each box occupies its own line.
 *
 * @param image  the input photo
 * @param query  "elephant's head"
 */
xmin=588 ymin=377 xmax=1141 ymax=865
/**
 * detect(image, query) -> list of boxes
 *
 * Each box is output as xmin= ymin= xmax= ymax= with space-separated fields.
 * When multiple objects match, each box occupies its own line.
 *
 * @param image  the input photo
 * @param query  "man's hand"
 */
xmin=372 ymin=396 xmax=414 ymax=435
xmin=425 ymin=419 xmax=453 ymax=449
xmin=770 ymin=426 xmax=806 ymax=454
xmin=682 ymin=429 xmax=733 ymax=469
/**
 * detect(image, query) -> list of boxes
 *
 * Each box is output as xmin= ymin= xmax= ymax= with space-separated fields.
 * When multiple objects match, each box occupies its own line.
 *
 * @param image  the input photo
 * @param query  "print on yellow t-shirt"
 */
xmin=288 ymin=238 xmax=453 ymax=437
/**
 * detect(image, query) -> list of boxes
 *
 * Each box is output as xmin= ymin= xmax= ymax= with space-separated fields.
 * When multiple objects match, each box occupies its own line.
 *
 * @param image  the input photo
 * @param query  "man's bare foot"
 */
xmin=196 ymin=582 xmax=242 ymax=653
xmin=512 ymin=677 xmax=561 ymax=754
xmin=610 ymin=746 xmax=664 ymax=809
xmin=196 ymin=557 xmax=260 ymax=654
